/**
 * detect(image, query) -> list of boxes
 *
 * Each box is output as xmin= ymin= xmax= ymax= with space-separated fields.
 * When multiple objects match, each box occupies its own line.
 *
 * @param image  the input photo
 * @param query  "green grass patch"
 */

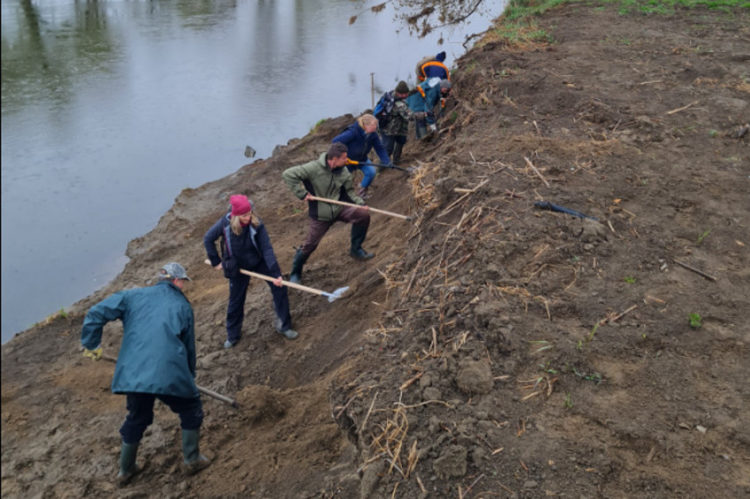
xmin=688 ymin=313 xmax=703 ymax=329
xmin=486 ymin=20 xmax=554 ymax=46
xmin=697 ymin=229 xmax=711 ymax=244
xmin=501 ymin=0 xmax=747 ymax=26
xmin=564 ymin=393 xmax=574 ymax=408
xmin=311 ymin=118 xmax=326 ymax=132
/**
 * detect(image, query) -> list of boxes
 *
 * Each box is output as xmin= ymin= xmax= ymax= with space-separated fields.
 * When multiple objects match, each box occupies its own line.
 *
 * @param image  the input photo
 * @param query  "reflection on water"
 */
xmin=1 ymin=0 xmax=504 ymax=342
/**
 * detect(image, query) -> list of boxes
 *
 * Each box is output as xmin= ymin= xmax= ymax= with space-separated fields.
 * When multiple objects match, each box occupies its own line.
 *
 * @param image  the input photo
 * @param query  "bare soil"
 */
xmin=2 ymin=4 xmax=749 ymax=498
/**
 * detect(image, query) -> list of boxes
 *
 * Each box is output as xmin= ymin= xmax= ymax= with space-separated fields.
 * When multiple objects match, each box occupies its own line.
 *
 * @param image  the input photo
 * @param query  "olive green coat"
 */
xmin=282 ymin=153 xmax=364 ymax=222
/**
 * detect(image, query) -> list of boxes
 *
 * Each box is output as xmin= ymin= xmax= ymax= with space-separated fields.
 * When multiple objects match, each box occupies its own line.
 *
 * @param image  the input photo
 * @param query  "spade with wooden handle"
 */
xmin=204 ymin=260 xmax=348 ymax=303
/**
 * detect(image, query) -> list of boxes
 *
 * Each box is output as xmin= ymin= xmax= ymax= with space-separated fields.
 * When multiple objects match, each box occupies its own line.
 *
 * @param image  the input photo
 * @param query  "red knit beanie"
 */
xmin=230 ymin=194 xmax=253 ymax=216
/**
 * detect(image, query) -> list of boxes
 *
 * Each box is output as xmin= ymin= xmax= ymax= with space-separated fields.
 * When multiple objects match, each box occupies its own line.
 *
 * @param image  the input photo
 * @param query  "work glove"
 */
xmin=83 ymin=346 xmax=103 ymax=361
xmin=428 ymin=124 xmax=437 ymax=133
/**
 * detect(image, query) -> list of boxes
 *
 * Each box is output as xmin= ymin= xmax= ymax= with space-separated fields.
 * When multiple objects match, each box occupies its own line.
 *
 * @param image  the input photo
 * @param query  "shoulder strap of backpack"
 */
xmin=223 ymin=223 xmax=233 ymax=258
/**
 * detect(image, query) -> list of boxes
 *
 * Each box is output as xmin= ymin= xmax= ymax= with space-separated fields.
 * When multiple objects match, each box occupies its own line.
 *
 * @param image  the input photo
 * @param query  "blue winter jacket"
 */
xmin=332 ymin=123 xmax=391 ymax=165
xmin=81 ymin=281 xmax=198 ymax=398
xmin=203 ymin=213 xmax=282 ymax=278
xmin=406 ymin=79 xmax=443 ymax=125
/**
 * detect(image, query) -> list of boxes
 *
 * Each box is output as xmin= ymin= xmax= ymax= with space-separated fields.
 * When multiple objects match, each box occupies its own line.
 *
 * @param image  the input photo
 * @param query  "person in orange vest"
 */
xmin=416 ymin=51 xmax=450 ymax=82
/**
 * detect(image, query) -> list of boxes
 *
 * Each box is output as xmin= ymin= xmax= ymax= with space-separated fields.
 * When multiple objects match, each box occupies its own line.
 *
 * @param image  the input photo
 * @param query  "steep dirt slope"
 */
xmin=2 ymin=3 xmax=749 ymax=498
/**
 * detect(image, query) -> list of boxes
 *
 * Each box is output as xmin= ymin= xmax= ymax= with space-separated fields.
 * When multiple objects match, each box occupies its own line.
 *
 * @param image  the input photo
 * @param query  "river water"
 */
xmin=1 ymin=0 xmax=504 ymax=342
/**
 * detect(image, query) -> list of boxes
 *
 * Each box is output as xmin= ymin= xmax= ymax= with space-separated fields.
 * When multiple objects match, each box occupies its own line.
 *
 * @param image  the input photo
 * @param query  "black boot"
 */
xmin=289 ymin=249 xmax=309 ymax=284
xmin=350 ymin=224 xmax=374 ymax=260
xmin=392 ymin=142 xmax=404 ymax=165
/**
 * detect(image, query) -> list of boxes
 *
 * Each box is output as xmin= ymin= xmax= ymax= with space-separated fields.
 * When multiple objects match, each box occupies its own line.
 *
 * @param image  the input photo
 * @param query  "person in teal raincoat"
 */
xmin=406 ymin=77 xmax=452 ymax=139
xmin=81 ymin=262 xmax=211 ymax=485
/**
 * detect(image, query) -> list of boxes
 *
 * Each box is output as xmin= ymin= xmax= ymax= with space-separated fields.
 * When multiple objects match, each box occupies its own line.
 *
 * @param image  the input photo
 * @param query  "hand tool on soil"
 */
xmin=306 ymin=195 xmax=413 ymax=221
xmin=196 ymin=385 xmax=238 ymax=408
xmin=347 ymin=159 xmax=415 ymax=174
xmin=204 ymin=260 xmax=349 ymax=302
xmin=100 ymin=354 xmax=238 ymax=407
xmin=534 ymin=201 xmax=598 ymax=221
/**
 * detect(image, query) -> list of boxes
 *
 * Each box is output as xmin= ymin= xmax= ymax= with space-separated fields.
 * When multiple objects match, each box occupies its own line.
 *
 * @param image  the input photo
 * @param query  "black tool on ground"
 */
xmin=534 ymin=201 xmax=598 ymax=221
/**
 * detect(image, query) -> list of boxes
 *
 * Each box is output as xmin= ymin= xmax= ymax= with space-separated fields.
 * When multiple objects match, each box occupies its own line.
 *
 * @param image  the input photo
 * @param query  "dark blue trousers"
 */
xmin=120 ymin=392 xmax=203 ymax=444
xmin=227 ymin=260 xmax=291 ymax=343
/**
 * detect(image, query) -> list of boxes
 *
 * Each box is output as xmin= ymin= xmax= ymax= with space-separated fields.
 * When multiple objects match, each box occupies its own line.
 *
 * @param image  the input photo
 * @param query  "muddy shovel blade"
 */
xmin=323 ymin=286 xmax=349 ymax=303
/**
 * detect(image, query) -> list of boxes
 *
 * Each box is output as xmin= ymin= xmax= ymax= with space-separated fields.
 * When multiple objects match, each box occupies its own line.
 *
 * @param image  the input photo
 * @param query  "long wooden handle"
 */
xmin=307 ymin=195 xmax=410 ymax=220
xmin=197 ymin=385 xmax=238 ymax=407
xmin=239 ymin=268 xmax=327 ymax=297
xmin=205 ymin=259 xmax=328 ymax=297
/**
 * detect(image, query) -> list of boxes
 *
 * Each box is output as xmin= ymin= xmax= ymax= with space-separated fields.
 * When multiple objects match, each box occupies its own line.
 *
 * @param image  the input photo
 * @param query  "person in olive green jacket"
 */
xmin=282 ymin=142 xmax=373 ymax=284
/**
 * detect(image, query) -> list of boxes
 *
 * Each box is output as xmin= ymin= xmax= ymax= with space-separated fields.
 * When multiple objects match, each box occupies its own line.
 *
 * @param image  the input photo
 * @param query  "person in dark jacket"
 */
xmin=332 ymin=113 xmax=391 ymax=199
xmin=406 ymin=78 xmax=452 ymax=139
xmin=204 ymin=194 xmax=297 ymax=348
xmin=281 ymin=142 xmax=372 ymax=285
xmin=80 ymin=262 xmax=210 ymax=485
xmin=379 ymin=81 xmax=417 ymax=165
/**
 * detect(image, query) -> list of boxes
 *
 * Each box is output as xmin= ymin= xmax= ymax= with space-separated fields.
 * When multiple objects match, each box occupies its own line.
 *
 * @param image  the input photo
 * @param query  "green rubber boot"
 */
xmin=182 ymin=429 xmax=211 ymax=475
xmin=289 ymin=249 xmax=309 ymax=284
xmin=116 ymin=442 xmax=140 ymax=486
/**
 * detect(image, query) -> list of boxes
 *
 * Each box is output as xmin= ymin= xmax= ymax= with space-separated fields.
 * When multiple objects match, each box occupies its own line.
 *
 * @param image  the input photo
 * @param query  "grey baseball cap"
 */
xmin=160 ymin=262 xmax=191 ymax=281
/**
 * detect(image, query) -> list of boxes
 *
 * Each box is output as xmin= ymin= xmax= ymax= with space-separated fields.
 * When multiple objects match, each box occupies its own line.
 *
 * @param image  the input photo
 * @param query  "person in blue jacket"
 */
xmin=204 ymin=194 xmax=297 ymax=348
xmin=416 ymin=50 xmax=450 ymax=81
xmin=80 ymin=262 xmax=210 ymax=485
xmin=406 ymin=77 xmax=452 ymax=139
xmin=332 ymin=113 xmax=392 ymax=199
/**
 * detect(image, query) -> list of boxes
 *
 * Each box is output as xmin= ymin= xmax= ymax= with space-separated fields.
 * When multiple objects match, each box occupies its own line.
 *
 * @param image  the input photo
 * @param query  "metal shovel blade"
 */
xmin=323 ymin=286 xmax=349 ymax=303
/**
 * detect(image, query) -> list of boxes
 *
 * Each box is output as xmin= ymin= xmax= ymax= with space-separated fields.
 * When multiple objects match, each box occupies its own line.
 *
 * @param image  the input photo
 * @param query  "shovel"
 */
xmin=204 ymin=260 xmax=349 ymax=302
xmin=347 ymin=159 xmax=415 ymax=174
xmin=306 ymin=195 xmax=413 ymax=221
xmin=102 ymin=354 xmax=238 ymax=407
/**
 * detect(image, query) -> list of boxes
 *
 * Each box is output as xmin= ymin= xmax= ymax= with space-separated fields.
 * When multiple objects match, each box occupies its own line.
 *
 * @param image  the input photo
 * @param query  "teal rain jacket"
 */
xmin=80 ymin=281 xmax=198 ymax=398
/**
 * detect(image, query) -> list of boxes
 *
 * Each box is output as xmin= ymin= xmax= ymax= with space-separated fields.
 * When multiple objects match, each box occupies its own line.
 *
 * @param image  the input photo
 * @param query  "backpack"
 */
xmin=373 ymin=90 xmax=396 ymax=129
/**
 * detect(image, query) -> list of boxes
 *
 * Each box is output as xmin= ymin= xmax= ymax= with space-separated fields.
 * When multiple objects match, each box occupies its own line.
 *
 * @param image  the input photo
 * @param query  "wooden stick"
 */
xmin=205 ymin=260 xmax=342 ymax=299
xmin=609 ymin=304 xmax=638 ymax=323
xmin=438 ymin=178 xmax=489 ymax=218
xmin=197 ymin=385 xmax=238 ymax=407
xmin=359 ymin=391 xmax=378 ymax=436
xmin=665 ymin=100 xmax=699 ymax=115
xmin=306 ymin=195 xmax=411 ymax=220
xmin=673 ymin=259 xmax=717 ymax=281
xmin=399 ymin=371 xmax=424 ymax=391
xmin=239 ymin=268 xmax=328 ymax=297
xmin=524 ymin=156 xmax=551 ymax=188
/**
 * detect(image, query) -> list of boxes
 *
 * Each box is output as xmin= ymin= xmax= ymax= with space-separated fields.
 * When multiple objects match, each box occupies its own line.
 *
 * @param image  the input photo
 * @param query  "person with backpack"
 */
xmin=377 ymin=81 xmax=418 ymax=165
xmin=204 ymin=194 xmax=298 ymax=348
xmin=416 ymin=51 xmax=450 ymax=82
xmin=332 ymin=114 xmax=392 ymax=199
xmin=80 ymin=262 xmax=211 ymax=485
xmin=406 ymin=77 xmax=452 ymax=139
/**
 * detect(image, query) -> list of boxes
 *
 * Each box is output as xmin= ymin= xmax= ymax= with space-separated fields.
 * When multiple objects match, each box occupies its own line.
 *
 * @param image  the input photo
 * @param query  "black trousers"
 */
xmin=226 ymin=260 xmax=291 ymax=342
xmin=120 ymin=392 xmax=203 ymax=444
